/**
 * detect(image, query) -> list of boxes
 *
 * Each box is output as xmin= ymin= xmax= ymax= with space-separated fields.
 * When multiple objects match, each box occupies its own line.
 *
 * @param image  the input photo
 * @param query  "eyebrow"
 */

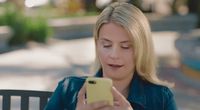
xmin=99 ymin=38 xmax=130 ymax=43
xmin=120 ymin=41 xmax=130 ymax=43
xmin=100 ymin=38 xmax=111 ymax=42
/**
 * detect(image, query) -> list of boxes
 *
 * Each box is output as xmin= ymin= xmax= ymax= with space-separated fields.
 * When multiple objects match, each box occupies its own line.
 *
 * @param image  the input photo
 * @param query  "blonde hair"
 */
xmin=93 ymin=2 xmax=173 ymax=87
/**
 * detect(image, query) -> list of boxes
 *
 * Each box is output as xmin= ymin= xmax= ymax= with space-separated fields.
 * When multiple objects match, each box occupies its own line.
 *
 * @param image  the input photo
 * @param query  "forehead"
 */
xmin=98 ymin=22 xmax=131 ymax=42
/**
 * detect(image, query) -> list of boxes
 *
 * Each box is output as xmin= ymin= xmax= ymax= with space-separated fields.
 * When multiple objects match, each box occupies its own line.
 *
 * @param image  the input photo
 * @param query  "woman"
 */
xmin=45 ymin=2 xmax=177 ymax=110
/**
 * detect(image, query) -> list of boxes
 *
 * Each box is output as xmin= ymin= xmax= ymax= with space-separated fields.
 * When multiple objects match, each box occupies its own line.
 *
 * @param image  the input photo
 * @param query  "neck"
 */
xmin=113 ymin=74 xmax=133 ymax=98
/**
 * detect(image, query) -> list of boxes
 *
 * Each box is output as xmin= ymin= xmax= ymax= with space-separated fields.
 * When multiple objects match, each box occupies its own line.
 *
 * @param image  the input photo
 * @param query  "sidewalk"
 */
xmin=0 ymin=31 xmax=200 ymax=109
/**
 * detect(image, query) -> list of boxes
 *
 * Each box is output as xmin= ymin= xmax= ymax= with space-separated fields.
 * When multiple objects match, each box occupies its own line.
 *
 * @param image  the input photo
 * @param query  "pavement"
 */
xmin=0 ymin=31 xmax=200 ymax=109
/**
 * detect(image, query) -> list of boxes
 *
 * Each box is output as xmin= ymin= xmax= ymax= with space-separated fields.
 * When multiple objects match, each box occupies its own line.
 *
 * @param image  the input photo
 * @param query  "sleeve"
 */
xmin=44 ymin=78 xmax=69 ymax=110
xmin=163 ymin=87 xmax=177 ymax=110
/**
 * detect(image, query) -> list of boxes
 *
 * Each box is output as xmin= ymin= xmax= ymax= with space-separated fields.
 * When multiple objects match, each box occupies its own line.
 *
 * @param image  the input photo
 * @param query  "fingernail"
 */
xmin=112 ymin=86 xmax=117 ymax=90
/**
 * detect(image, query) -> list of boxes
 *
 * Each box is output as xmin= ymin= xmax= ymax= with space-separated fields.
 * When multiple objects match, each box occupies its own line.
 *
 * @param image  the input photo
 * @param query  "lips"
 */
xmin=108 ymin=64 xmax=123 ymax=68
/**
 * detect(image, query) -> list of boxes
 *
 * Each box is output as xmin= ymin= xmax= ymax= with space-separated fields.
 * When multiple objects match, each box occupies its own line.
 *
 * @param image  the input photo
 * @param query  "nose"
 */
xmin=109 ymin=46 xmax=119 ymax=59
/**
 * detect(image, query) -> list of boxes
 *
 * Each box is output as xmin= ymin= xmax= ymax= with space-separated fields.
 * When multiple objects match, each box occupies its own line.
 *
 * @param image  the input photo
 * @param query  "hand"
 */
xmin=111 ymin=87 xmax=133 ymax=110
xmin=76 ymin=84 xmax=133 ymax=110
xmin=76 ymin=84 xmax=112 ymax=110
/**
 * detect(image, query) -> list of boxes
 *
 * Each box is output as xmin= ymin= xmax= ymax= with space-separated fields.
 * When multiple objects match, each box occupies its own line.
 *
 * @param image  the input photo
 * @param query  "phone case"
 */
xmin=86 ymin=77 xmax=113 ymax=105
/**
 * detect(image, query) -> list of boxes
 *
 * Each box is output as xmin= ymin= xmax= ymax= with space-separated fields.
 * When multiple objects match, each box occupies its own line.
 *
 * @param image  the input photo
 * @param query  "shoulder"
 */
xmin=143 ymin=80 xmax=174 ymax=98
xmin=143 ymin=80 xmax=176 ymax=107
xmin=59 ymin=76 xmax=87 ymax=92
xmin=60 ymin=76 xmax=87 ymax=86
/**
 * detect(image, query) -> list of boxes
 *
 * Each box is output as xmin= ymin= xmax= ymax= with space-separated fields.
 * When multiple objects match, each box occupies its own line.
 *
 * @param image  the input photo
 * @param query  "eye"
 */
xmin=103 ymin=44 xmax=112 ymax=48
xmin=121 ymin=44 xmax=131 ymax=49
xmin=100 ymin=40 xmax=112 ymax=48
xmin=121 ymin=46 xmax=130 ymax=49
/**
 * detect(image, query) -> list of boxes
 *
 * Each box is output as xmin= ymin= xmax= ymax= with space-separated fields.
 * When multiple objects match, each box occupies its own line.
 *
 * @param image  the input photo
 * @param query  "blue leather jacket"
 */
xmin=45 ymin=70 xmax=177 ymax=110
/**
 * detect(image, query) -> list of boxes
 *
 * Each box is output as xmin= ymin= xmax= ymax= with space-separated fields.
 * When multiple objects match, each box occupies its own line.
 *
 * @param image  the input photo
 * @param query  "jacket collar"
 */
xmin=95 ymin=69 xmax=146 ymax=108
xmin=95 ymin=69 xmax=103 ymax=77
xmin=128 ymin=72 xmax=146 ymax=108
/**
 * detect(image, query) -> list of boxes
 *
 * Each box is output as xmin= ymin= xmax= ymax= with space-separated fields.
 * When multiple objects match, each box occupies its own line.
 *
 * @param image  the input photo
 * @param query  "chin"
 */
xmin=103 ymin=71 xmax=124 ymax=79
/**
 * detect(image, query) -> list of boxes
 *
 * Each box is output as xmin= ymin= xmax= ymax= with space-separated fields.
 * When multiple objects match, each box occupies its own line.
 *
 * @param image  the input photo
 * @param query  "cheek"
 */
xmin=123 ymin=51 xmax=135 ymax=64
xmin=97 ymin=46 xmax=109 ymax=62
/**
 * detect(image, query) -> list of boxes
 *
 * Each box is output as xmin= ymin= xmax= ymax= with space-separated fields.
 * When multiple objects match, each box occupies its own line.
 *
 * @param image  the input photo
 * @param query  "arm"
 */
xmin=45 ymin=79 xmax=68 ymax=110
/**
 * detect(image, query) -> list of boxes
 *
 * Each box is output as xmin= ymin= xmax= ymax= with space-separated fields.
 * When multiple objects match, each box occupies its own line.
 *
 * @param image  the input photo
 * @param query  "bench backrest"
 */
xmin=0 ymin=89 xmax=53 ymax=110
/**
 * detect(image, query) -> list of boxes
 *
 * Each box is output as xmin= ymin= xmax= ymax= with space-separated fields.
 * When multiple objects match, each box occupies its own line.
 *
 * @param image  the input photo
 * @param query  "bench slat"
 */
xmin=2 ymin=95 xmax=11 ymax=110
xmin=0 ymin=89 xmax=53 ymax=110
xmin=40 ymin=97 xmax=48 ymax=110
xmin=21 ymin=96 xmax=29 ymax=110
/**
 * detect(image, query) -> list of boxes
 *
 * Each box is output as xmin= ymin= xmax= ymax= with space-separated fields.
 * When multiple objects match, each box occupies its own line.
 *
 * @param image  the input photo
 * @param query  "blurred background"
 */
xmin=0 ymin=0 xmax=200 ymax=109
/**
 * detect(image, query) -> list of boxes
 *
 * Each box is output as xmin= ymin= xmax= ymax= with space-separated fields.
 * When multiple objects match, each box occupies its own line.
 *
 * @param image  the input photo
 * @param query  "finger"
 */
xmin=112 ymin=87 xmax=127 ymax=102
xmin=112 ymin=87 xmax=129 ymax=105
xmin=114 ymin=101 xmax=120 ymax=106
xmin=77 ymin=83 xmax=86 ymax=104
xmin=89 ymin=101 xmax=110 ymax=110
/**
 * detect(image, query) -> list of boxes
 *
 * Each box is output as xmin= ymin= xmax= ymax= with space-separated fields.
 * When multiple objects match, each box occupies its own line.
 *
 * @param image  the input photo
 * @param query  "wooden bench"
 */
xmin=0 ymin=89 xmax=53 ymax=110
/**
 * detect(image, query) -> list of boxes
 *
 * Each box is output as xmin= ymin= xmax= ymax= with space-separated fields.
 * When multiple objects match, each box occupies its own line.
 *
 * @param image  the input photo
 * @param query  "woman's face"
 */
xmin=97 ymin=22 xmax=135 ymax=80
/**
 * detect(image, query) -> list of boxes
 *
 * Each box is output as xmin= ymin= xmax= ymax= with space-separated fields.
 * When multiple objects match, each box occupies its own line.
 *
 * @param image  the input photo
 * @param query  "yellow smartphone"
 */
xmin=86 ymin=77 xmax=113 ymax=105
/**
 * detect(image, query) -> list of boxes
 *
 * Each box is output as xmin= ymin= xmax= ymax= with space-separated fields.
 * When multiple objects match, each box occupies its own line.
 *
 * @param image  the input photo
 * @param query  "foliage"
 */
xmin=0 ymin=3 xmax=23 ymax=26
xmin=0 ymin=3 xmax=51 ymax=46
